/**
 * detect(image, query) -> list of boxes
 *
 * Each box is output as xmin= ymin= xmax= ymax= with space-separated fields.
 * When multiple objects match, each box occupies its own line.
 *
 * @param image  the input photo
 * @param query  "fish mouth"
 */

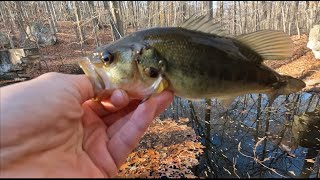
xmin=79 ymin=57 xmax=170 ymax=101
xmin=78 ymin=57 xmax=106 ymax=101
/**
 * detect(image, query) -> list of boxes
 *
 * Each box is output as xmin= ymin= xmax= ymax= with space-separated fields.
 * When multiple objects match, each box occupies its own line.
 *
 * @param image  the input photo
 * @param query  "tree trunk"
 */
xmin=238 ymin=1 xmax=243 ymax=34
xmin=260 ymin=1 xmax=267 ymax=30
xmin=147 ymin=1 xmax=152 ymax=27
xmin=208 ymin=1 xmax=213 ymax=19
xmin=251 ymin=1 xmax=256 ymax=32
xmin=49 ymin=1 xmax=58 ymax=33
xmin=281 ymin=3 xmax=286 ymax=32
xmin=182 ymin=1 xmax=187 ymax=21
xmin=205 ymin=98 xmax=212 ymax=126
xmin=233 ymin=1 xmax=237 ymax=35
xmin=219 ymin=1 xmax=223 ymax=22
xmin=44 ymin=1 xmax=56 ymax=35
xmin=129 ymin=1 xmax=136 ymax=29
xmin=110 ymin=1 xmax=124 ymax=39
xmin=255 ymin=94 xmax=262 ymax=142
xmin=244 ymin=1 xmax=247 ymax=33
xmin=289 ymin=1 xmax=299 ymax=36
xmin=73 ymin=1 xmax=86 ymax=47
xmin=309 ymin=1 xmax=316 ymax=31
xmin=88 ymin=1 xmax=100 ymax=47
xmin=103 ymin=1 xmax=124 ymax=41
xmin=15 ymin=1 xmax=29 ymax=46
xmin=267 ymin=2 xmax=272 ymax=29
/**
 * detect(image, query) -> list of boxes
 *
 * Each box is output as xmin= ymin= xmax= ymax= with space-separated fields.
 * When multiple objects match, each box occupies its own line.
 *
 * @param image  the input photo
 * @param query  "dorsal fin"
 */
xmin=179 ymin=15 xmax=230 ymax=37
xmin=236 ymin=30 xmax=294 ymax=60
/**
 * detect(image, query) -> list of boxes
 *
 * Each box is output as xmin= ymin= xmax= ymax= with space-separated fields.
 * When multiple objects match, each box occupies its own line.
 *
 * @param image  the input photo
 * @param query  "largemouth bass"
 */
xmin=79 ymin=15 xmax=306 ymax=106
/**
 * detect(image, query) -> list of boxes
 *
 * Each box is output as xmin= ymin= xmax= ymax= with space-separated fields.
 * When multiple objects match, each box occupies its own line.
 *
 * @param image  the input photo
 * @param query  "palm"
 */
xmin=0 ymin=73 xmax=173 ymax=178
xmin=80 ymin=94 xmax=173 ymax=177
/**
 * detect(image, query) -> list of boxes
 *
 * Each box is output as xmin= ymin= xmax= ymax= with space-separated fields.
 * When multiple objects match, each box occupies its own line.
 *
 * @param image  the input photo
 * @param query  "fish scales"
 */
xmin=135 ymin=28 xmax=279 ymax=98
xmin=79 ymin=15 xmax=306 ymax=106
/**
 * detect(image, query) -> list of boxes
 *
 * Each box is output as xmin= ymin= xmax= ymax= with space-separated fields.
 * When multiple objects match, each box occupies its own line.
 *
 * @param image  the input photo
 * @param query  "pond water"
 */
xmin=160 ymin=92 xmax=320 ymax=178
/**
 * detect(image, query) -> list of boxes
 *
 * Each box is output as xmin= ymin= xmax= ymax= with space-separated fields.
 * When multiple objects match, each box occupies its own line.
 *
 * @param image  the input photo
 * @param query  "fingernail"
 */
xmin=111 ymin=89 xmax=127 ymax=105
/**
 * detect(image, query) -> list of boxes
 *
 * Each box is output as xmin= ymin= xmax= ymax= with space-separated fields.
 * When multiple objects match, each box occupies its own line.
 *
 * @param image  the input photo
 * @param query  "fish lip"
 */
xmin=78 ymin=57 xmax=106 ymax=96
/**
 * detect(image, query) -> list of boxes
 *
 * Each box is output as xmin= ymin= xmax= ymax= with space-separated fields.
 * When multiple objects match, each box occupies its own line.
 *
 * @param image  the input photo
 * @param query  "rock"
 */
xmin=0 ymin=47 xmax=40 ymax=77
xmin=6 ymin=48 xmax=40 ymax=65
xmin=58 ymin=63 xmax=84 ymax=74
xmin=307 ymin=24 xmax=320 ymax=59
xmin=0 ymin=50 xmax=12 ymax=74
xmin=0 ymin=72 xmax=17 ymax=80
xmin=0 ymin=32 xmax=10 ymax=48
xmin=17 ymin=73 xmax=30 ymax=78
xmin=26 ymin=22 xmax=57 ymax=46
xmin=10 ymin=65 xmax=24 ymax=71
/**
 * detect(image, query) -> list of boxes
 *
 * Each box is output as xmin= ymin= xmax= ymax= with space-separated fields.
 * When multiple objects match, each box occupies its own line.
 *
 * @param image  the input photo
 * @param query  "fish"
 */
xmin=78 ymin=15 xmax=306 ymax=107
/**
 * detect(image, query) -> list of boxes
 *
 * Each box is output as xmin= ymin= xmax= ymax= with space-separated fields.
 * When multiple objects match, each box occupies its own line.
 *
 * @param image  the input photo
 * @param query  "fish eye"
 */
xmin=101 ymin=51 xmax=113 ymax=64
xmin=144 ymin=67 xmax=159 ymax=78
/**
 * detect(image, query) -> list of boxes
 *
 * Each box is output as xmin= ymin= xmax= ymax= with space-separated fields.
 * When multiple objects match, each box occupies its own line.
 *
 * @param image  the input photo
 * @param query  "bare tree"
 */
xmin=88 ymin=1 xmax=100 ymax=47
xmin=102 ymin=1 xmax=124 ymax=41
xmin=110 ymin=1 xmax=124 ymax=40
xmin=217 ymin=1 xmax=224 ymax=22
xmin=208 ymin=1 xmax=214 ymax=19
xmin=44 ymin=1 xmax=56 ymax=35
xmin=73 ymin=1 xmax=86 ymax=50
xmin=233 ymin=1 xmax=237 ymax=35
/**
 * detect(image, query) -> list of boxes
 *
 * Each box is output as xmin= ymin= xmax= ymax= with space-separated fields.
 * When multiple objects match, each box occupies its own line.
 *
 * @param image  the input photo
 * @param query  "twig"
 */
xmin=233 ymin=157 xmax=240 ymax=178
xmin=238 ymin=137 xmax=288 ymax=178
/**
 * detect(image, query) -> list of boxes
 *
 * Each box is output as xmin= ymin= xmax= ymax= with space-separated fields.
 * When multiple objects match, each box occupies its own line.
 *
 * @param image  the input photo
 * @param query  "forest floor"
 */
xmin=1 ymin=21 xmax=320 ymax=177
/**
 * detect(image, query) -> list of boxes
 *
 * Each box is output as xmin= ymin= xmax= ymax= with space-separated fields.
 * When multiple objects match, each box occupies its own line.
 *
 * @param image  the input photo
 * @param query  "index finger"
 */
xmin=84 ymin=89 xmax=130 ymax=117
xmin=107 ymin=91 xmax=174 ymax=168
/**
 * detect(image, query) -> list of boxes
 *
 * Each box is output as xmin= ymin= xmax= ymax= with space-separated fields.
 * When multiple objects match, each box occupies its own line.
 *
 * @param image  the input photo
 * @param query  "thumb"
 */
xmin=63 ymin=73 xmax=95 ymax=104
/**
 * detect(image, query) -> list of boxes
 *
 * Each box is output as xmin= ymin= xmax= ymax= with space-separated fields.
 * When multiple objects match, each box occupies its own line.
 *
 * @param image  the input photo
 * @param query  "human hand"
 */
xmin=0 ymin=72 xmax=174 ymax=177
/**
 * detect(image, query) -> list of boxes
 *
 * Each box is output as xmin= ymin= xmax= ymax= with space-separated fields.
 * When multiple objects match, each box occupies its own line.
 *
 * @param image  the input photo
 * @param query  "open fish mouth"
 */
xmin=78 ymin=57 xmax=107 ymax=101
xmin=78 ymin=57 xmax=169 ymax=101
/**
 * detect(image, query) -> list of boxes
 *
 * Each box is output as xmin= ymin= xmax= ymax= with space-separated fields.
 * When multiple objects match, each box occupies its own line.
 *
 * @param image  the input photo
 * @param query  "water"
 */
xmin=160 ymin=92 xmax=320 ymax=178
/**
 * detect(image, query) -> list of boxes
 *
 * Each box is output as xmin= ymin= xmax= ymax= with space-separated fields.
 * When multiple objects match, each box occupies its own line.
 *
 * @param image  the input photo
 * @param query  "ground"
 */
xmin=116 ymin=118 xmax=205 ymax=178
xmin=1 ymin=21 xmax=320 ymax=177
